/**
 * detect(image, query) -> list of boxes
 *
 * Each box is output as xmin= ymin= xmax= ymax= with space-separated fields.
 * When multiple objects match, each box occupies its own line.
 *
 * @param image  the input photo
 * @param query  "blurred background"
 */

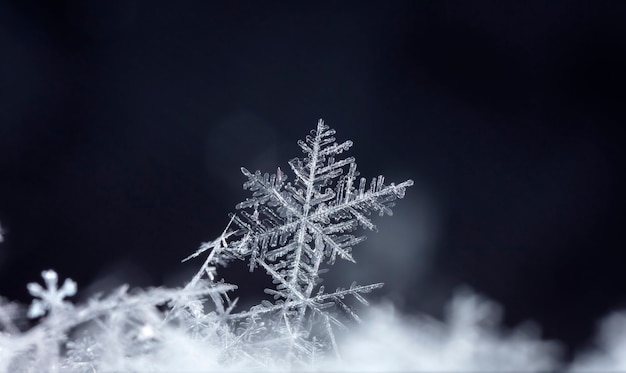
xmin=0 ymin=0 xmax=624 ymax=361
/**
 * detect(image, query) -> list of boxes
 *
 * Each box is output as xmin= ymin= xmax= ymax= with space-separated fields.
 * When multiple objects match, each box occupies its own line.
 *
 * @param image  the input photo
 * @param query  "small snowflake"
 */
xmin=26 ymin=270 xmax=77 ymax=318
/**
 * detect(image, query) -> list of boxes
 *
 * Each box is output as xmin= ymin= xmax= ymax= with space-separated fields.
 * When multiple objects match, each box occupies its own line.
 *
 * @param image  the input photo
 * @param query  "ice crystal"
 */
xmin=184 ymin=119 xmax=413 ymax=365
xmin=26 ymin=270 xmax=77 ymax=319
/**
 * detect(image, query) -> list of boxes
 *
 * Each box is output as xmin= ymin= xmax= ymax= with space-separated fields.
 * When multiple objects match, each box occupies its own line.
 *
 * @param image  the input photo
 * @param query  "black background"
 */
xmin=0 ymin=0 xmax=624 ymax=361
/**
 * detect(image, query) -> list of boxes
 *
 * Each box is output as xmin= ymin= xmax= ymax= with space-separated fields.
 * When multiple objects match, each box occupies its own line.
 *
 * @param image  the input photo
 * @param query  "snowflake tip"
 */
xmin=27 ymin=299 xmax=46 ymax=319
xmin=61 ymin=278 xmax=78 ymax=297
xmin=241 ymin=167 xmax=252 ymax=176
xmin=42 ymin=269 xmax=58 ymax=285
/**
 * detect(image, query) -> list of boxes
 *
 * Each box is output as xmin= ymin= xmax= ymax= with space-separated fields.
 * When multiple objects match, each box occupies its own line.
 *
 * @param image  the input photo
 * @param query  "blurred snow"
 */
xmin=326 ymin=288 xmax=562 ymax=372
xmin=3 ymin=283 xmax=626 ymax=371
xmin=569 ymin=312 xmax=626 ymax=371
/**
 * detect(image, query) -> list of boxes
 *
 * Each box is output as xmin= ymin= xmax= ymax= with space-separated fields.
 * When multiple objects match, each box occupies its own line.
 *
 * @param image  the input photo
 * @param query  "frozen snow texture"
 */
xmin=1 ymin=271 xmax=236 ymax=372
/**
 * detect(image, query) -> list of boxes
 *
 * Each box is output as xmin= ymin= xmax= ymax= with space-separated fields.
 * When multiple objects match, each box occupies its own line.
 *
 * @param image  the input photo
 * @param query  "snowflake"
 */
xmin=186 ymin=119 xmax=413 ymax=363
xmin=26 ymin=270 xmax=77 ymax=318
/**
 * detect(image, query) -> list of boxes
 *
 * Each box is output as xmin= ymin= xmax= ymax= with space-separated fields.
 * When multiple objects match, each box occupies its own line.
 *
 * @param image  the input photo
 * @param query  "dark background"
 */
xmin=0 ymin=0 xmax=624 ymax=361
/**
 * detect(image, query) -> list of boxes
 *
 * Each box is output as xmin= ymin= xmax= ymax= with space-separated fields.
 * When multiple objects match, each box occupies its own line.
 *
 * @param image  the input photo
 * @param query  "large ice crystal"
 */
xmin=184 ymin=119 xmax=413 ymax=367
